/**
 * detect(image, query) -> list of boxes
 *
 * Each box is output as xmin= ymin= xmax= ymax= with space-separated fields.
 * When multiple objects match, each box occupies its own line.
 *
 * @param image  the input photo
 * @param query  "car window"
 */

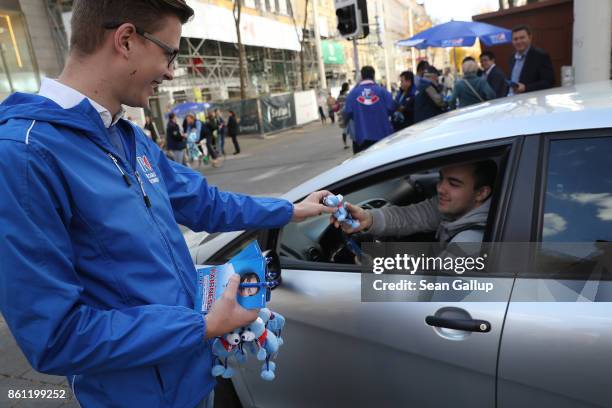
xmin=537 ymin=136 xmax=612 ymax=280
xmin=280 ymin=155 xmax=504 ymax=269
xmin=542 ymin=136 xmax=612 ymax=243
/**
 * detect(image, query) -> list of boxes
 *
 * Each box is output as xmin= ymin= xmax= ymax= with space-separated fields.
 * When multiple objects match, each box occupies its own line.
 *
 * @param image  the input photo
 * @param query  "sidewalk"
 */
xmin=0 ymin=315 xmax=78 ymax=407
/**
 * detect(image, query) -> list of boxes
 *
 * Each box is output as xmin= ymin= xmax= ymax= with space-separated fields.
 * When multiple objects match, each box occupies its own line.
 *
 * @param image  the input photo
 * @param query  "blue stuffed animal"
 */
xmin=211 ymin=328 xmax=241 ymax=378
xmin=259 ymin=308 xmax=286 ymax=346
xmin=241 ymin=317 xmax=280 ymax=381
xmin=323 ymin=194 xmax=360 ymax=229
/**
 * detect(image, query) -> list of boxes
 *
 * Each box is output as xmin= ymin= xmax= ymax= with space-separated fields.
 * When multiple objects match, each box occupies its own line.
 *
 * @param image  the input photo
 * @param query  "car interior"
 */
xmin=279 ymin=161 xmax=498 ymax=266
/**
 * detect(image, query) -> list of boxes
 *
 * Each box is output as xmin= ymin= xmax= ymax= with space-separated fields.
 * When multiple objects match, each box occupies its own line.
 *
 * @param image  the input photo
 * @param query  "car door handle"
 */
xmin=425 ymin=315 xmax=491 ymax=333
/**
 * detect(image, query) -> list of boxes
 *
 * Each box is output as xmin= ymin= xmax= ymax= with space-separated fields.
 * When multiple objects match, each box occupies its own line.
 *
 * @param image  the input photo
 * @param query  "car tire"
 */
xmin=214 ymin=378 xmax=243 ymax=408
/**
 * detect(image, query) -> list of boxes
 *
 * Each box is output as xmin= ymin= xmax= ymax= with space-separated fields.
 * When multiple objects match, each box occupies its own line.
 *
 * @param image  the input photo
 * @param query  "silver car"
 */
xmin=191 ymin=82 xmax=612 ymax=408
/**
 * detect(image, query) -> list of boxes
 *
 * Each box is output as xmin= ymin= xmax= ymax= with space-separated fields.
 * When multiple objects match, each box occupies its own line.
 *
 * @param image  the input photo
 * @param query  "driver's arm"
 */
xmin=340 ymin=197 xmax=440 ymax=237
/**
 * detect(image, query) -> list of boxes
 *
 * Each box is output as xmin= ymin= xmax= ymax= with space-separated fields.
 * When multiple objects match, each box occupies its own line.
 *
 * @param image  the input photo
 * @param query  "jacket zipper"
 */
xmin=106 ymin=153 xmax=195 ymax=299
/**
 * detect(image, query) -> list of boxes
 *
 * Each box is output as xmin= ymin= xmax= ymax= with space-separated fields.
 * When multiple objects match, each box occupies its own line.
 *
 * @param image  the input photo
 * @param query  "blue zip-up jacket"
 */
xmin=0 ymin=93 xmax=293 ymax=407
xmin=343 ymin=81 xmax=396 ymax=145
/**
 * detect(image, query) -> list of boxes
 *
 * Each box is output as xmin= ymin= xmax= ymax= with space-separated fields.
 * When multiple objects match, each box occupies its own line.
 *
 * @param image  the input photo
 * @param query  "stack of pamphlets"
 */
xmin=195 ymin=241 xmax=270 ymax=312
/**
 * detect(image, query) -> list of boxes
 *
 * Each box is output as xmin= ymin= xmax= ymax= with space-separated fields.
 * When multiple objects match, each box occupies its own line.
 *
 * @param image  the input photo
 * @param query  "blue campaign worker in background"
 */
xmin=0 ymin=1 xmax=333 ymax=407
xmin=343 ymin=65 xmax=396 ymax=154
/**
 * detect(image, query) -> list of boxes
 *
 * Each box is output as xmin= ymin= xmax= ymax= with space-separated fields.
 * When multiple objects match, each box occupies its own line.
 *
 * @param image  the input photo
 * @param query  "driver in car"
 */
xmin=334 ymin=160 xmax=496 ymax=244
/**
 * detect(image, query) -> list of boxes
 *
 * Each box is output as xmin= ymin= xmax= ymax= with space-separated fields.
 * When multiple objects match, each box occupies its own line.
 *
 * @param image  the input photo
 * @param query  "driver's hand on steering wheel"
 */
xmin=330 ymin=203 xmax=372 ymax=234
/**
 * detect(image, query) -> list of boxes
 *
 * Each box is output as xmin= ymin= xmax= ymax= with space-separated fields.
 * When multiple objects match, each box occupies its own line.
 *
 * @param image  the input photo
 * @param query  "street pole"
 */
xmin=353 ymin=37 xmax=360 ymax=82
xmin=408 ymin=7 xmax=416 ymax=73
xmin=376 ymin=0 xmax=391 ymax=91
xmin=311 ymin=0 xmax=327 ymax=90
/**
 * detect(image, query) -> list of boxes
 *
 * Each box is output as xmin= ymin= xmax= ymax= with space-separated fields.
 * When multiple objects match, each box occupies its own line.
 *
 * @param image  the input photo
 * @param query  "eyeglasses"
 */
xmin=103 ymin=22 xmax=179 ymax=69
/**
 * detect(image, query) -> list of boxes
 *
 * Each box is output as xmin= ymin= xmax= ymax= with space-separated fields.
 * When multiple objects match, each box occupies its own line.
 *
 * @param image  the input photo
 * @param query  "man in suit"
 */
xmin=479 ymin=51 xmax=508 ymax=98
xmin=508 ymin=25 xmax=554 ymax=95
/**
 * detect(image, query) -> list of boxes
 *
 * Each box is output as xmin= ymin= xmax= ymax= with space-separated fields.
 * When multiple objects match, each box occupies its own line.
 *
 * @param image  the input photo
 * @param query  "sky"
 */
xmin=420 ymin=0 xmax=500 ymax=23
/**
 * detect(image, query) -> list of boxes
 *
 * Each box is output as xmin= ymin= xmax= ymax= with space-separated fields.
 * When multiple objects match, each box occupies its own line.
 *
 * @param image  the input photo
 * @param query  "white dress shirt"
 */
xmin=38 ymin=78 xmax=125 ymax=128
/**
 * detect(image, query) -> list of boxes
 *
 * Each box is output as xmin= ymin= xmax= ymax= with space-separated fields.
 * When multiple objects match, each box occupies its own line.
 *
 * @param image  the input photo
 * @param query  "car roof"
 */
xmin=285 ymin=81 xmax=612 ymax=201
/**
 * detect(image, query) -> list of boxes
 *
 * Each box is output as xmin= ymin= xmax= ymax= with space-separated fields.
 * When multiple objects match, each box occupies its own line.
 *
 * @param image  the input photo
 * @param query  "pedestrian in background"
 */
xmin=508 ymin=25 xmax=554 ymax=95
xmin=479 ymin=51 xmax=508 ymax=99
xmin=202 ymin=111 xmax=220 ymax=166
xmin=415 ymin=60 xmax=430 ymax=88
xmin=215 ymin=108 xmax=226 ymax=156
xmin=343 ymin=66 xmax=396 ymax=154
xmin=392 ymin=70 xmax=416 ymax=131
xmin=326 ymin=92 xmax=336 ymax=124
xmin=143 ymin=115 xmax=160 ymax=145
xmin=336 ymin=82 xmax=350 ymax=149
xmin=227 ymin=110 xmax=241 ymax=155
xmin=414 ymin=65 xmax=447 ymax=124
xmin=166 ymin=112 xmax=186 ymax=163
xmin=449 ymin=59 xmax=496 ymax=109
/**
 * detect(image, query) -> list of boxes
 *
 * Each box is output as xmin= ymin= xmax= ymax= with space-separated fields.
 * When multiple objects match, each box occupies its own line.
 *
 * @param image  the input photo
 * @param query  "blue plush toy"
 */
xmin=241 ymin=317 xmax=280 ymax=381
xmin=259 ymin=308 xmax=285 ymax=346
xmin=210 ymin=312 xmax=284 ymax=381
xmin=211 ymin=328 xmax=241 ymax=378
xmin=323 ymin=194 xmax=360 ymax=230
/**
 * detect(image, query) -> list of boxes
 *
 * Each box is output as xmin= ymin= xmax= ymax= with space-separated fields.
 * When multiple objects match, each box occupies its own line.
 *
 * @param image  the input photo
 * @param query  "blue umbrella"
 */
xmin=397 ymin=20 xmax=511 ymax=49
xmin=169 ymin=102 xmax=211 ymax=117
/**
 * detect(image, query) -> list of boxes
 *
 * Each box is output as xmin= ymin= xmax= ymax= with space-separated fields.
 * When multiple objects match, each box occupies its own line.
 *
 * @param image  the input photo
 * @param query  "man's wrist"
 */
xmin=204 ymin=314 xmax=216 ymax=339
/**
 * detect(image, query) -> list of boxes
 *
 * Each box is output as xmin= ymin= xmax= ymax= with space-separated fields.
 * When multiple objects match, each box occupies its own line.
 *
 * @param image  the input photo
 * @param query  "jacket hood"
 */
xmin=438 ymin=198 xmax=491 ymax=242
xmin=0 ymin=92 xmax=120 ymax=148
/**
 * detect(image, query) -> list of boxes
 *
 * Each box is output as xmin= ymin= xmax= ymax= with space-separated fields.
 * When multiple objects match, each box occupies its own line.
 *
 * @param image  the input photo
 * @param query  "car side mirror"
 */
xmin=262 ymin=249 xmax=282 ymax=291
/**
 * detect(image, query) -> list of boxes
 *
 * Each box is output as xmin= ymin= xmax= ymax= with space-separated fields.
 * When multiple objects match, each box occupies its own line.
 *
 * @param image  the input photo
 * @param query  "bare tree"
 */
xmin=289 ymin=0 xmax=310 ymax=90
xmin=233 ymin=0 xmax=248 ymax=99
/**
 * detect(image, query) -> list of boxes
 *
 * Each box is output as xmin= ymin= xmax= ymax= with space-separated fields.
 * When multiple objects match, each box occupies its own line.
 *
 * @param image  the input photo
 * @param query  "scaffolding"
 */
xmin=45 ymin=0 xmax=72 ymax=71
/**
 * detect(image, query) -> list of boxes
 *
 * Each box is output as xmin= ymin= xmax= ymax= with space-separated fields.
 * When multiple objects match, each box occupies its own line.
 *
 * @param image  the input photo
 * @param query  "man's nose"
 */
xmin=164 ymin=64 xmax=175 ymax=81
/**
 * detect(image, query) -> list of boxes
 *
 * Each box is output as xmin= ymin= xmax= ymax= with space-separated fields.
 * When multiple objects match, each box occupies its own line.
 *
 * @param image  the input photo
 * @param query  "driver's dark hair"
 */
xmin=70 ymin=0 xmax=194 ymax=55
xmin=472 ymin=160 xmax=497 ymax=191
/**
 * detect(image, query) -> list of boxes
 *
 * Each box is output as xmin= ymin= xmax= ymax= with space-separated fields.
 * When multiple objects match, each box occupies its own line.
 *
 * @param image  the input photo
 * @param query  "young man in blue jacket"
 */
xmin=343 ymin=66 xmax=396 ymax=154
xmin=0 ymin=1 xmax=332 ymax=407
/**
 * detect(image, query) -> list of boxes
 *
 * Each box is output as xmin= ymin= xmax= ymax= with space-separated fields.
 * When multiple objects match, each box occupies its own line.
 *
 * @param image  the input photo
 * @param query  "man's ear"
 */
xmin=476 ymin=186 xmax=492 ymax=203
xmin=113 ymin=23 xmax=137 ymax=59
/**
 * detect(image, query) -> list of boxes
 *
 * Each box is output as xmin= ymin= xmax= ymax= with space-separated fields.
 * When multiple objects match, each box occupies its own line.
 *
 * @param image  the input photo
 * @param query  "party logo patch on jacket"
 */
xmin=357 ymin=88 xmax=380 ymax=106
xmin=137 ymin=155 xmax=160 ymax=184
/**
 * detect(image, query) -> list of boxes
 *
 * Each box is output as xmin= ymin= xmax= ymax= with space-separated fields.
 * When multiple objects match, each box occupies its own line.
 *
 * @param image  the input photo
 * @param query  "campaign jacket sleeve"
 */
xmin=154 ymin=146 xmax=293 ymax=232
xmin=0 ymin=139 xmax=207 ymax=376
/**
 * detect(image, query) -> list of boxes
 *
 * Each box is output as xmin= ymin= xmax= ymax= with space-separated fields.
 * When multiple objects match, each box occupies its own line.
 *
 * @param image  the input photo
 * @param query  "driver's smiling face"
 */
xmin=436 ymin=164 xmax=479 ymax=218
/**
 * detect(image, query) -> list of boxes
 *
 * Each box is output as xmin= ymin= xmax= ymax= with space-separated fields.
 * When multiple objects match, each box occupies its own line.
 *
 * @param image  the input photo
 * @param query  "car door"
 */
xmin=236 ymin=141 xmax=521 ymax=408
xmin=498 ymin=131 xmax=612 ymax=408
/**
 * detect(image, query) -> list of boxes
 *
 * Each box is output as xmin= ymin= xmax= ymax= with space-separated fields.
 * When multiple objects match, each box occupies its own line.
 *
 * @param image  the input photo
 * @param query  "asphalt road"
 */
xmin=197 ymin=121 xmax=352 ymax=196
xmin=0 ymin=120 xmax=351 ymax=407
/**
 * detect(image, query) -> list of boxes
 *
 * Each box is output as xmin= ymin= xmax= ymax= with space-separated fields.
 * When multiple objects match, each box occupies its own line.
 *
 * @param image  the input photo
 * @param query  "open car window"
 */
xmin=278 ymin=145 xmax=512 ymax=270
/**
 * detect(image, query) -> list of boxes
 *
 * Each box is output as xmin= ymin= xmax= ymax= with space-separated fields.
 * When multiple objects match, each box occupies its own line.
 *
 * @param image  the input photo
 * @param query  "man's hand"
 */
xmin=204 ymin=274 xmax=258 ymax=339
xmin=330 ymin=202 xmax=372 ymax=234
xmin=515 ymin=82 xmax=526 ymax=93
xmin=291 ymin=190 xmax=336 ymax=222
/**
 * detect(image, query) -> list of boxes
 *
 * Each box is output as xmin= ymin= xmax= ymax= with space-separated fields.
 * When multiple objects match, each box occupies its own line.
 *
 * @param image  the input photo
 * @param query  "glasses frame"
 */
xmin=103 ymin=22 xmax=179 ymax=68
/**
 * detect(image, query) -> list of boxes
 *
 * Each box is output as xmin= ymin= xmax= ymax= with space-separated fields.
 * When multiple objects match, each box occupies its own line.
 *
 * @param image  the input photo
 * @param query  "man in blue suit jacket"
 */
xmin=507 ymin=25 xmax=554 ymax=95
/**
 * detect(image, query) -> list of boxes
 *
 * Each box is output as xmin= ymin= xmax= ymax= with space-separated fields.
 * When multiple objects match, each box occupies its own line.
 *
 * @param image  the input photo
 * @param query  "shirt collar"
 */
xmin=514 ymin=46 xmax=530 ymax=61
xmin=485 ymin=64 xmax=496 ymax=75
xmin=38 ymin=78 xmax=125 ymax=128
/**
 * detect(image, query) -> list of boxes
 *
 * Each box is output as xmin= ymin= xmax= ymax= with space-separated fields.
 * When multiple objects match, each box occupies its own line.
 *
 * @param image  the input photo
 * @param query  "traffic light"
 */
xmin=335 ymin=0 xmax=369 ymax=39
